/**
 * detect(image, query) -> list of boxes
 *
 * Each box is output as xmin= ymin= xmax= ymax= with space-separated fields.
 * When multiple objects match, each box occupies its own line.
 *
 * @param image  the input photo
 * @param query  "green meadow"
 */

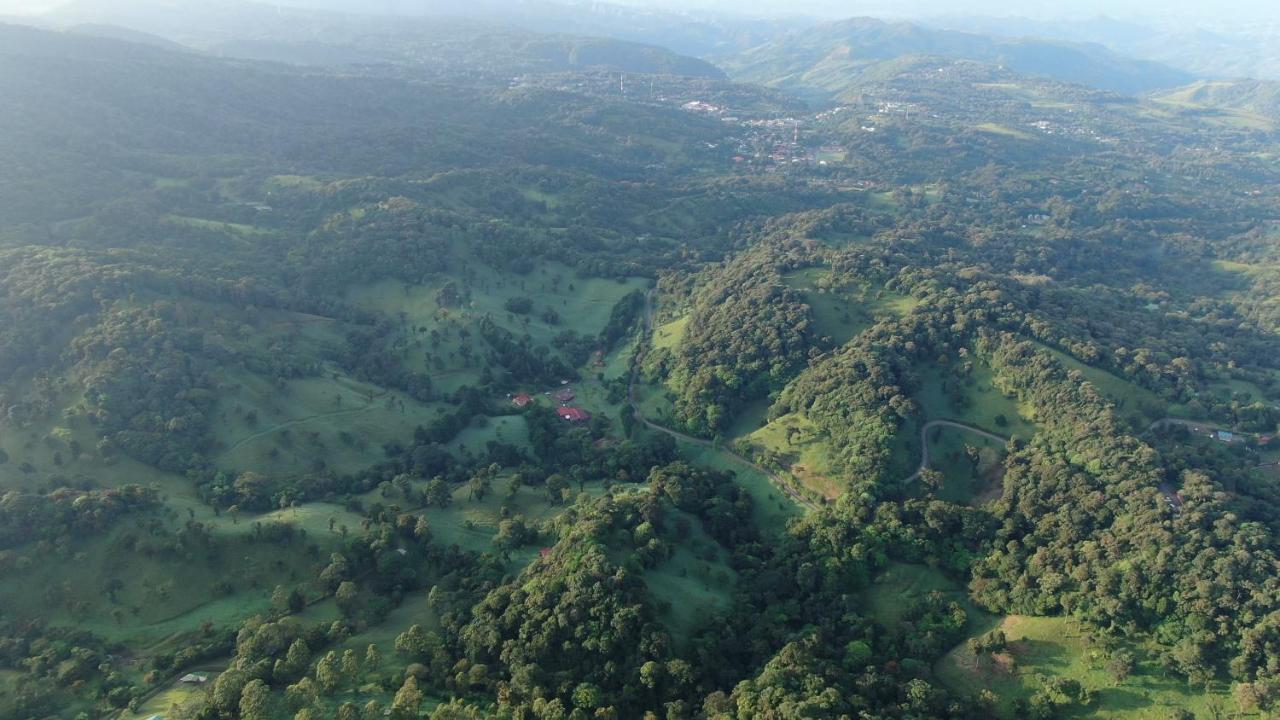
xmin=781 ymin=267 xmax=919 ymax=347
xmin=937 ymin=615 xmax=1243 ymax=719
xmin=919 ymin=423 xmax=1006 ymax=505
xmin=914 ymin=357 xmax=1038 ymax=439
xmin=641 ymin=509 xmax=738 ymax=640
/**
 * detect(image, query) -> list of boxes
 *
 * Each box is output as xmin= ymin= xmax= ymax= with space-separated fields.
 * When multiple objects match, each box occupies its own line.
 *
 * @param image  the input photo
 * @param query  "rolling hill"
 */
xmin=42 ymin=0 xmax=729 ymax=78
xmin=1151 ymin=78 xmax=1280 ymax=119
xmin=720 ymin=17 xmax=1193 ymax=103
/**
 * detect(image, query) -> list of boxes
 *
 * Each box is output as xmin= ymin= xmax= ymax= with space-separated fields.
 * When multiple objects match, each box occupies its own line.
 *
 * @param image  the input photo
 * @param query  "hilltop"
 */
xmin=720 ymin=17 xmax=1192 ymax=103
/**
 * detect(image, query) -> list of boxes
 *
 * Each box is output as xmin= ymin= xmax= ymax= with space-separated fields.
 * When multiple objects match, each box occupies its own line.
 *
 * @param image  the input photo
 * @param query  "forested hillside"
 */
xmin=3 ymin=9 xmax=1280 ymax=720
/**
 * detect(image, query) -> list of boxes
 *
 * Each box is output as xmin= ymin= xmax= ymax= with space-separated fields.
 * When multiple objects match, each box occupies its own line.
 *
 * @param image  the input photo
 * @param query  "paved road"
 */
xmin=904 ymin=420 xmax=1010 ymax=484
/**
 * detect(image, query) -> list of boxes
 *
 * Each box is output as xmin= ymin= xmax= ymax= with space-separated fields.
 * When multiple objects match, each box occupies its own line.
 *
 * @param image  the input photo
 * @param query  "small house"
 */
xmin=559 ymin=407 xmax=591 ymax=423
xmin=1217 ymin=430 xmax=1237 ymax=443
xmin=179 ymin=673 xmax=209 ymax=685
xmin=512 ymin=393 xmax=532 ymax=408
xmin=556 ymin=388 xmax=575 ymax=404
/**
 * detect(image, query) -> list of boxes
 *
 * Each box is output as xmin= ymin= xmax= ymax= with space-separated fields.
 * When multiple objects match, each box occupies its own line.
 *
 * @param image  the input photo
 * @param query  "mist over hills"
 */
xmin=719 ymin=17 xmax=1193 ymax=102
xmin=38 ymin=0 xmax=728 ymax=78
xmin=930 ymin=14 xmax=1280 ymax=82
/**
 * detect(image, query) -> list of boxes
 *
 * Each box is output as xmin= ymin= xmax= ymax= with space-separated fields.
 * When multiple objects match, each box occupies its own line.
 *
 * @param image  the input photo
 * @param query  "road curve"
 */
xmin=627 ymin=291 xmax=820 ymax=512
xmin=904 ymin=420 xmax=1010 ymax=484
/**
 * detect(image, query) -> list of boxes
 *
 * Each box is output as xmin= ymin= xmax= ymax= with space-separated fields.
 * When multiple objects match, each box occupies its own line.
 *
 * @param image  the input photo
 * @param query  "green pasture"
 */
xmin=937 ymin=615 xmax=1243 ymax=719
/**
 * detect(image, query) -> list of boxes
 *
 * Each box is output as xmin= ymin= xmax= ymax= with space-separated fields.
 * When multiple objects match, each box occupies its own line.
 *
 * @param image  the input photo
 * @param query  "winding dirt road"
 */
xmin=627 ymin=291 xmax=820 ymax=511
xmin=904 ymin=420 xmax=1009 ymax=484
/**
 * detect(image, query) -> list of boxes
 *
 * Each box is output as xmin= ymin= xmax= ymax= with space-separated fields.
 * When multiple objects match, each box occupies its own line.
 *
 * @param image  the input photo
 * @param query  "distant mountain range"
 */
xmin=44 ymin=0 xmax=800 ymax=59
xmin=718 ymin=17 xmax=1192 ymax=103
xmin=38 ymin=0 xmax=729 ymax=79
xmin=928 ymin=15 xmax=1280 ymax=82
xmin=25 ymin=0 xmax=1237 ymax=104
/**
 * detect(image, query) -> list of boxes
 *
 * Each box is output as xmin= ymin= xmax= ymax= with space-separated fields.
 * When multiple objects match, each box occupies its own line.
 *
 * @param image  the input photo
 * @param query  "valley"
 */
xmin=2 ymin=3 xmax=1280 ymax=719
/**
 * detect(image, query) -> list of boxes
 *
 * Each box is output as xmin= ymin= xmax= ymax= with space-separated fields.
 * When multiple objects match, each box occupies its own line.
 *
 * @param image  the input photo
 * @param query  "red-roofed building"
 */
xmin=512 ymin=393 xmax=532 ymax=408
xmin=559 ymin=407 xmax=591 ymax=423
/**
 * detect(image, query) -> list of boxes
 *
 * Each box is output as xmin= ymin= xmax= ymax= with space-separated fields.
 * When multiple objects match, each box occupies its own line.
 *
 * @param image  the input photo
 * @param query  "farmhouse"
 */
xmin=559 ymin=407 xmax=591 ymax=423
xmin=512 ymin=393 xmax=532 ymax=408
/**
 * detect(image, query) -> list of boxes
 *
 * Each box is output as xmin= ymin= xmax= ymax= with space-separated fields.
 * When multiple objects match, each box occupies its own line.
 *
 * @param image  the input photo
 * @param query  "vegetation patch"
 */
xmin=915 ymin=356 xmax=1039 ymax=438
xmin=919 ymin=424 xmax=1006 ymax=505
xmin=937 ymin=616 xmax=1241 ymax=719
xmin=742 ymin=412 xmax=843 ymax=500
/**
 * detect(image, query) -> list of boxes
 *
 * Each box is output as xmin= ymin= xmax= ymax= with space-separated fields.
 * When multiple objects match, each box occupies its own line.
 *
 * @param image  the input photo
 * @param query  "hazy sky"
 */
xmin=613 ymin=0 xmax=1280 ymax=24
xmin=0 ymin=0 xmax=57 ymax=11
xmin=2 ymin=0 xmax=1277 ymax=25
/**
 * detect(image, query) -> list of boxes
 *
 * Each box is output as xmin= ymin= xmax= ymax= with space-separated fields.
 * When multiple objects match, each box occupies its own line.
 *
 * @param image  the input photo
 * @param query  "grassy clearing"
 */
xmin=634 ymin=380 xmax=679 ymax=427
xmin=166 ymin=215 xmax=269 ymax=236
xmin=357 ymin=476 xmax=558 ymax=562
xmin=120 ymin=671 xmax=220 ymax=720
xmin=742 ymin=412 xmax=843 ymax=500
xmin=447 ymin=415 xmax=531 ymax=459
xmin=641 ymin=508 xmax=737 ymax=640
xmin=937 ymin=616 xmax=1242 ymax=719
xmin=211 ymin=368 xmax=448 ymax=479
xmin=920 ymin=424 xmax=1005 ymax=505
xmin=338 ymin=593 xmax=439 ymax=656
xmin=724 ymin=397 xmax=771 ymax=440
xmin=862 ymin=563 xmax=998 ymax=633
xmin=348 ymin=259 xmax=647 ymax=387
xmin=976 ymin=123 xmax=1035 ymax=140
xmin=671 ymin=437 xmax=801 ymax=536
xmin=1037 ymin=344 xmax=1168 ymax=429
xmin=781 ymin=268 xmax=918 ymax=347
xmin=915 ymin=358 xmax=1039 ymax=439
xmin=520 ymin=186 xmax=563 ymax=210
xmin=264 ymin=174 xmax=327 ymax=192
xmin=653 ymin=315 xmax=690 ymax=351
xmin=0 ymin=519 xmax=320 ymax=652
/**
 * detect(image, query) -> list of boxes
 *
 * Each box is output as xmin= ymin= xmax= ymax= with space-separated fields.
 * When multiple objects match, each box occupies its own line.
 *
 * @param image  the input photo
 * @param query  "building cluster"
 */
xmin=509 ymin=385 xmax=592 ymax=423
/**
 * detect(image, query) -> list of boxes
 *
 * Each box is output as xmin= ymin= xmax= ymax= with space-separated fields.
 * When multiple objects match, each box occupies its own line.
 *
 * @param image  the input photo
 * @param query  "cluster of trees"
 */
xmin=969 ymin=332 xmax=1280 ymax=698
xmin=654 ymin=239 xmax=821 ymax=435
xmin=0 ymin=484 xmax=158 ymax=551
